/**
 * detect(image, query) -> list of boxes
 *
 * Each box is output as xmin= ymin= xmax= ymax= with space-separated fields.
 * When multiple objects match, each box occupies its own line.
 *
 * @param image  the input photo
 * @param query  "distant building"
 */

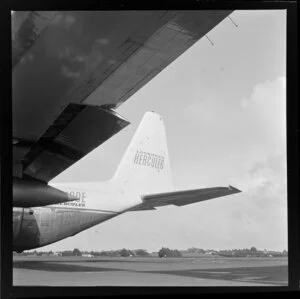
xmin=82 ymin=253 xmax=93 ymax=257
xmin=205 ymin=250 xmax=217 ymax=255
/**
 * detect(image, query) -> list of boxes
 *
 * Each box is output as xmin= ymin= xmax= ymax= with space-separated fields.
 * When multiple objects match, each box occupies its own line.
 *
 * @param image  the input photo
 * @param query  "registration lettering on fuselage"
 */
xmin=133 ymin=150 xmax=164 ymax=171
xmin=57 ymin=191 xmax=87 ymax=207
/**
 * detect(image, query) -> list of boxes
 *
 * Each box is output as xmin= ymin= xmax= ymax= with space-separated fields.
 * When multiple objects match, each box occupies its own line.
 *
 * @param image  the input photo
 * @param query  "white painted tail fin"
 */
xmin=113 ymin=111 xmax=174 ymax=196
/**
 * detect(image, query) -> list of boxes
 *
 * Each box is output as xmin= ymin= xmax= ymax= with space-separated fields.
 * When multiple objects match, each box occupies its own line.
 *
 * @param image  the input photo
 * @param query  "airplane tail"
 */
xmin=112 ymin=111 xmax=174 ymax=196
xmin=50 ymin=111 xmax=241 ymax=214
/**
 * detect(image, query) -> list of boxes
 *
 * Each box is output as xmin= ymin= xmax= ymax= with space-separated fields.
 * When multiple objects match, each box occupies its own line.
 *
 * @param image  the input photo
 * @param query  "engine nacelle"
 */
xmin=13 ymin=177 xmax=76 ymax=207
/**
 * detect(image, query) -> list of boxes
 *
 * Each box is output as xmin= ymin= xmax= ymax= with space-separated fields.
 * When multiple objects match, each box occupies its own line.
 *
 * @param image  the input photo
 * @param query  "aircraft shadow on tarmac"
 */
xmin=148 ymin=266 xmax=288 ymax=285
xmin=13 ymin=261 xmax=118 ymax=272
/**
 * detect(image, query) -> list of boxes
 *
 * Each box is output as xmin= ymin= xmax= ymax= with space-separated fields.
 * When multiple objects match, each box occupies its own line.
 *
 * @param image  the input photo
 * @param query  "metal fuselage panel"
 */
xmin=13 ymin=206 xmax=118 ymax=251
xmin=12 ymin=179 xmax=141 ymax=251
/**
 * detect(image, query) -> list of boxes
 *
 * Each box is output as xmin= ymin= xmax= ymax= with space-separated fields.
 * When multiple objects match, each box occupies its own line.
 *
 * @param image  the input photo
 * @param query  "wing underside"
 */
xmin=129 ymin=186 xmax=241 ymax=211
xmin=13 ymin=104 xmax=129 ymax=182
xmin=12 ymin=11 xmax=233 ymax=183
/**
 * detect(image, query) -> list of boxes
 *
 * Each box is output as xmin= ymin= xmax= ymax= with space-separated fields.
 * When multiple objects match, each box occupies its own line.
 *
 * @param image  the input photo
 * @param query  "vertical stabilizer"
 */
xmin=113 ymin=111 xmax=174 ymax=196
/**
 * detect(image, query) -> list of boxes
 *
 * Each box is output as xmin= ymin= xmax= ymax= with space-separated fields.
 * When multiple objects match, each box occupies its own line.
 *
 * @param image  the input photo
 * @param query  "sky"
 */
xmin=45 ymin=10 xmax=287 ymax=252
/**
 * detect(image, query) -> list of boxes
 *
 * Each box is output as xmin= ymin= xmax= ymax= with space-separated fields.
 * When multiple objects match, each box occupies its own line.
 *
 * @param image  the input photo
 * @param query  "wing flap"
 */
xmin=19 ymin=103 xmax=129 ymax=182
xmin=129 ymin=186 xmax=241 ymax=211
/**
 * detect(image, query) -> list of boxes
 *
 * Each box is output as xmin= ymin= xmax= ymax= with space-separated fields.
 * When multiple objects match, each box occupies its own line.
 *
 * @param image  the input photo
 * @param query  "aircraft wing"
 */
xmin=129 ymin=186 xmax=241 ymax=211
xmin=12 ymin=11 xmax=233 ymax=181
xmin=14 ymin=104 xmax=129 ymax=182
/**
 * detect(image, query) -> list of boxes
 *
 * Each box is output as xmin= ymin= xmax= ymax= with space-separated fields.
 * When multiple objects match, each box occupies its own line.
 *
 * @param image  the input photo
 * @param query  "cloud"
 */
xmin=184 ymin=76 xmax=285 ymax=146
xmin=230 ymin=152 xmax=286 ymax=213
xmin=240 ymin=76 xmax=285 ymax=111
xmin=225 ymin=77 xmax=287 ymax=250
xmin=240 ymin=76 xmax=286 ymax=147
xmin=235 ymin=76 xmax=287 ymax=202
xmin=248 ymin=153 xmax=286 ymax=207
xmin=175 ymin=76 xmax=286 ymax=188
xmin=225 ymin=150 xmax=287 ymax=250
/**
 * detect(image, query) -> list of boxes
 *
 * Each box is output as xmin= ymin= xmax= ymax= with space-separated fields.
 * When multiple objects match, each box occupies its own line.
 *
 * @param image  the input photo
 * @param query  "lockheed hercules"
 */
xmin=12 ymin=11 xmax=238 ymax=252
xmin=13 ymin=112 xmax=241 ymax=252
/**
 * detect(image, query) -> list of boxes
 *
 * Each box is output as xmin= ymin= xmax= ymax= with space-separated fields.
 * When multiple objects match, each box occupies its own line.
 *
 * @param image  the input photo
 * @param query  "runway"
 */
xmin=13 ymin=256 xmax=288 ymax=286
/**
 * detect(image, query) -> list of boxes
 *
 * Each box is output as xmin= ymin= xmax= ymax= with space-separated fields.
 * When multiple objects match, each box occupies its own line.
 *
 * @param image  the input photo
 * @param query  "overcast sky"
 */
xmin=46 ymin=10 xmax=287 ymax=252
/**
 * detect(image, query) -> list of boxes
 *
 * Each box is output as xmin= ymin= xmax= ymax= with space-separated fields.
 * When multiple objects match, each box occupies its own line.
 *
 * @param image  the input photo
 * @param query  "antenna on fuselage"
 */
xmin=228 ymin=16 xmax=238 ymax=28
xmin=205 ymin=35 xmax=214 ymax=46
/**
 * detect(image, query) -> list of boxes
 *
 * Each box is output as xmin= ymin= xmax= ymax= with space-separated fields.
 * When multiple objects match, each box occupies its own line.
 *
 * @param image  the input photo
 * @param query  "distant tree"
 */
xmin=120 ymin=248 xmax=129 ymax=257
xmin=99 ymin=251 xmax=110 ymax=256
xmin=91 ymin=251 xmax=101 ymax=257
xmin=158 ymin=247 xmax=182 ymax=258
xmin=61 ymin=250 xmax=72 ymax=256
xmin=158 ymin=248 xmax=168 ymax=258
xmin=187 ymin=248 xmax=196 ymax=253
xmin=250 ymin=247 xmax=257 ymax=253
xmin=135 ymin=249 xmax=150 ymax=257
xmin=187 ymin=248 xmax=205 ymax=254
xmin=173 ymin=249 xmax=182 ymax=257
xmin=72 ymin=248 xmax=82 ymax=256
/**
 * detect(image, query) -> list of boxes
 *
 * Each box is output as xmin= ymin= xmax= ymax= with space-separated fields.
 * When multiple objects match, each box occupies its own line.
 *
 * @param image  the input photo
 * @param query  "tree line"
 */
xmin=15 ymin=247 xmax=288 ymax=258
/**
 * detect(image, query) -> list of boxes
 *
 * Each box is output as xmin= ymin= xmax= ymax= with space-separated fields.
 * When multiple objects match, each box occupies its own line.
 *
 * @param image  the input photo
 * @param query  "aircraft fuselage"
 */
xmin=13 ymin=205 xmax=119 ymax=252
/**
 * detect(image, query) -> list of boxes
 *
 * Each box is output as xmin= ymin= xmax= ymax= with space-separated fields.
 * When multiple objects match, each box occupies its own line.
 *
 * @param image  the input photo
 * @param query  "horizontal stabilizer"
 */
xmin=128 ymin=185 xmax=241 ymax=211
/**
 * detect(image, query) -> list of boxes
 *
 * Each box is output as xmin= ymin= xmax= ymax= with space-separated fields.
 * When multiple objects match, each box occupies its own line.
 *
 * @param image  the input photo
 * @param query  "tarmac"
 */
xmin=13 ymin=256 xmax=288 ymax=286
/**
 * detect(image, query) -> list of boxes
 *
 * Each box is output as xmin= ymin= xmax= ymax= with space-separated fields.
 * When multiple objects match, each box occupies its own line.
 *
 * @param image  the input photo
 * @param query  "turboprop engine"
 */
xmin=13 ymin=177 xmax=77 ymax=207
